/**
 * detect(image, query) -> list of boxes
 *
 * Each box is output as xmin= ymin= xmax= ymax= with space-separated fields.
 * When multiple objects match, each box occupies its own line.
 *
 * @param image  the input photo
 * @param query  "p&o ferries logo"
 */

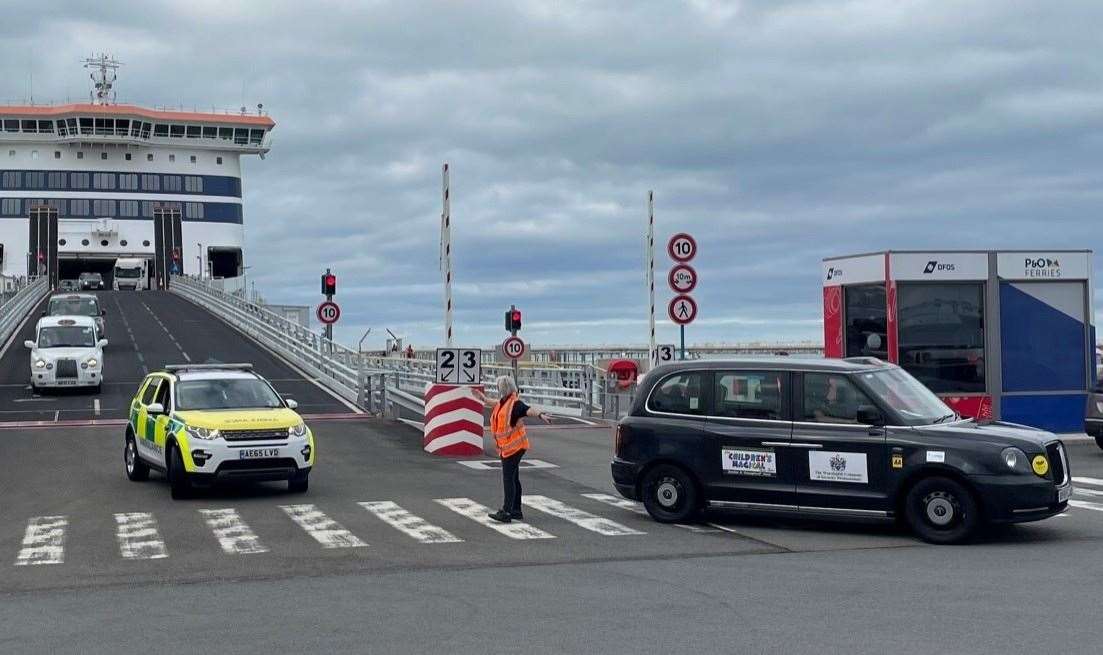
xmin=1024 ymin=256 xmax=1061 ymax=278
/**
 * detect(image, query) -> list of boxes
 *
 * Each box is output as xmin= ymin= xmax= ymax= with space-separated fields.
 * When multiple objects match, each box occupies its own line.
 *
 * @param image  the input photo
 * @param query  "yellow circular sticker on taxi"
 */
xmin=1031 ymin=455 xmax=1049 ymax=476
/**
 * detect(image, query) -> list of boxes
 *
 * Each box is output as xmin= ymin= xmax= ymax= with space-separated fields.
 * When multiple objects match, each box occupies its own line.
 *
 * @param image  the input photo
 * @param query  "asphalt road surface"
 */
xmin=0 ymin=290 xmax=353 ymax=423
xmin=2 ymin=414 xmax=1103 ymax=654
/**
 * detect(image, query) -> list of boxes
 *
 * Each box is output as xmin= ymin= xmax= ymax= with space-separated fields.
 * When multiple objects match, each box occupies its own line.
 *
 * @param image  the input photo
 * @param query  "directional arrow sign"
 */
xmin=668 ymin=263 xmax=698 ymax=294
xmin=668 ymin=294 xmax=697 ymax=326
xmin=436 ymin=348 xmax=482 ymax=385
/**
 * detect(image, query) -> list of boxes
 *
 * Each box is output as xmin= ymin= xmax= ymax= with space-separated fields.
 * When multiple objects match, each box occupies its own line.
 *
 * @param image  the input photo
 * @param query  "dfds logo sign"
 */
xmin=923 ymin=260 xmax=956 ymax=275
xmin=1025 ymin=256 xmax=1061 ymax=278
xmin=826 ymin=266 xmax=842 ymax=281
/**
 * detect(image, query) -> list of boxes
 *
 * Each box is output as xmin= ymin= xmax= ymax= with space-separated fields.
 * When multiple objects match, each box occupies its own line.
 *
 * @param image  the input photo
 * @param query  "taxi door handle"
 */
xmin=761 ymin=441 xmax=822 ymax=449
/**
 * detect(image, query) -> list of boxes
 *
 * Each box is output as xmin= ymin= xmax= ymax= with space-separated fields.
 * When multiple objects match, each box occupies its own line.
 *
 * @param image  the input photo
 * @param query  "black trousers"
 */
xmin=501 ymin=449 xmax=526 ymax=514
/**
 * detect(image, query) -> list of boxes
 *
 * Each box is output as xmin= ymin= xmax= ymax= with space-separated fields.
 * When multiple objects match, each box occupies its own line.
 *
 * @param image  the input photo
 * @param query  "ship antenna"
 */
xmin=82 ymin=53 xmax=122 ymax=105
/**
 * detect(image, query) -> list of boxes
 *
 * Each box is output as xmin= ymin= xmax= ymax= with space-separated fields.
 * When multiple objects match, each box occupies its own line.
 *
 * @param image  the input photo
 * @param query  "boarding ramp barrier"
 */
xmin=169 ymin=275 xmax=619 ymax=421
xmin=0 ymin=276 xmax=50 ymax=348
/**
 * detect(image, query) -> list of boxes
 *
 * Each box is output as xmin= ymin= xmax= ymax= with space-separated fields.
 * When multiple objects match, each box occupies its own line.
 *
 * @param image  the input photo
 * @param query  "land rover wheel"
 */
xmin=124 ymin=432 xmax=150 ymax=482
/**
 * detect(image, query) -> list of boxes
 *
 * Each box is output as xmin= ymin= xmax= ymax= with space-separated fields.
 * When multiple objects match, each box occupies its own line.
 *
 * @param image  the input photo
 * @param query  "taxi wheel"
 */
xmin=904 ymin=477 xmax=980 ymax=545
xmin=641 ymin=464 xmax=697 ymax=523
xmin=167 ymin=444 xmax=192 ymax=500
xmin=124 ymin=433 xmax=149 ymax=481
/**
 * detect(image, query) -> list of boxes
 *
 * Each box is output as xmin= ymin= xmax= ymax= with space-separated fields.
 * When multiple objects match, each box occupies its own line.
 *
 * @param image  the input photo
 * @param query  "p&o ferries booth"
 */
xmin=822 ymin=250 xmax=1094 ymax=432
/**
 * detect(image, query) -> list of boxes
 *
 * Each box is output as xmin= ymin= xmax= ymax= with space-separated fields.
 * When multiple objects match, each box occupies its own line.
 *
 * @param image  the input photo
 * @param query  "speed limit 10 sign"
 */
xmin=502 ymin=336 xmax=526 ymax=360
xmin=317 ymin=301 xmax=341 ymax=325
xmin=667 ymin=233 xmax=697 ymax=263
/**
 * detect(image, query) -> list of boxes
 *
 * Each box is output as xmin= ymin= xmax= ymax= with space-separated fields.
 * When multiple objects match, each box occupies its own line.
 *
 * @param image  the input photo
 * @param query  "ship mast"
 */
xmin=82 ymin=53 xmax=122 ymax=105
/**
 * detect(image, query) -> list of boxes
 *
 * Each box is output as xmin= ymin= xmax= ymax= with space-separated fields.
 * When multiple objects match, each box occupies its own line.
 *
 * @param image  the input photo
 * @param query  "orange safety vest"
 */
xmin=491 ymin=394 xmax=530 ymax=458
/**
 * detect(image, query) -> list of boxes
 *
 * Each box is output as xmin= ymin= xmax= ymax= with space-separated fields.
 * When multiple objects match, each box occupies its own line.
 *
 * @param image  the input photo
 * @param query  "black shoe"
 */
xmin=509 ymin=511 xmax=524 ymax=520
xmin=488 ymin=510 xmax=512 ymax=523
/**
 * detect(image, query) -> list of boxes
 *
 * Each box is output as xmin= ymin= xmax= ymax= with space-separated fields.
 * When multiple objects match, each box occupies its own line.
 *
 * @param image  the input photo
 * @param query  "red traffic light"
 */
xmin=505 ymin=308 xmax=522 ymax=331
xmin=322 ymin=273 xmax=337 ymax=296
xmin=512 ymin=310 xmax=521 ymax=323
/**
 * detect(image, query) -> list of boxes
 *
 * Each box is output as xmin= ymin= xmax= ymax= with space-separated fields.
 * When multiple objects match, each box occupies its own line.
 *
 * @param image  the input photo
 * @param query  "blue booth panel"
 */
xmin=1000 ymin=393 xmax=1087 ymax=433
xmin=1000 ymin=282 xmax=1087 ymax=393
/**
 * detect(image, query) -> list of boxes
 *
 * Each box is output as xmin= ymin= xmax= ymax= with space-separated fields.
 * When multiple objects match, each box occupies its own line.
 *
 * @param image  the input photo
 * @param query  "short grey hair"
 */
xmin=497 ymin=375 xmax=518 ymax=397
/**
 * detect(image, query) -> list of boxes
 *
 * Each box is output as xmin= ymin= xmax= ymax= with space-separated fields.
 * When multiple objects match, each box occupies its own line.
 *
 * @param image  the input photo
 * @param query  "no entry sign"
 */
xmin=317 ymin=301 xmax=341 ymax=325
xmin=668 ymin=294 xmax=697 ymax=325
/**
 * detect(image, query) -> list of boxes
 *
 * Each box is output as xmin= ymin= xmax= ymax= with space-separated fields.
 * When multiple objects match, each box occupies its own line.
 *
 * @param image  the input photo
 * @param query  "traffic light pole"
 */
xmin=510 ymin=303 xmax=519 ymax=382
xmin=324 ymin=267 xmax=333 ymax=352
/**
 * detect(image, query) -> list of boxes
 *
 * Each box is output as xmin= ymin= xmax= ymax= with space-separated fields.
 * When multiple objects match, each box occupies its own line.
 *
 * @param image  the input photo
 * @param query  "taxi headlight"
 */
xmin=34 ymin=359 xmax=46 ymax=369
xmin=185 ymin=426 xmax=220 ymax=441
xmin=1001 ymin=447 xmax=1031 ymax=474
xmin=82 ymin=357 xmax=99 ymax=369
xmin=288 ymin=422 xmax=308 ymax=438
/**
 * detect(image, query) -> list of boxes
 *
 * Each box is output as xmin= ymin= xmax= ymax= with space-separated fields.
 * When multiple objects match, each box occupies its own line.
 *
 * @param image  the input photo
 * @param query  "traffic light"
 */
xmin=505 ymin=308 xmax=522 ymax=332
xmin=321 ymin=272 xmax=336 ymax=296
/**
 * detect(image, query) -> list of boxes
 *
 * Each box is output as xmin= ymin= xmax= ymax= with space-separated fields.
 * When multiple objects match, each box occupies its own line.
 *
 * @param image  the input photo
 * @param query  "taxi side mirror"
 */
xmin=284 ymin=398 xmax=298 ymax=410
xmin=97 ymin=339 xmax=108 ymax=348
xmin=24 ymin=340 xmax=35 ymax=349
xmin=100 ymin=309 xmax=107 ymax=316
xmin=857 ymin=405 xmax=885 ymax=427
xmin=147 ymin=403 xmax=165 ymax=415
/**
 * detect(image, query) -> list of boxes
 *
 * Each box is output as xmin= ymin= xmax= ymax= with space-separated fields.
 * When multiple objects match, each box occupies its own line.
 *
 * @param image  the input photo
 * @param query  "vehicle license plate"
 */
xmin=239 ymin=448 xmax=279 ymax=460
xmin=1058 ymin=485 xmax=1072 ymax=503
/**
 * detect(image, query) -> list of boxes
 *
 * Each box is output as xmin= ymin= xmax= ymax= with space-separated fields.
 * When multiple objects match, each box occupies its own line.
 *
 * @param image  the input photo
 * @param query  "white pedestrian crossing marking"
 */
xmin=199 ymin=509 xmax=268 ymax=554
xmin=435 ymin=497 xmax=555 ymax=540
xmin=522 ymin=495 xmax=644 ymax=536
xmin=15 ymin=516 xmax=67 ymax=566
xmin=114 ymin=512 xmax=168 ymax=560
xmin=358 ymin=501 xmax=462 ymax=544
xmin=1074 ymin=487 xmax=1103 ymax=498
xmin=279 ymin=504 xmax=367 ymax=549
xmin=581 ymin=493 xmax=719 ymax=533
xmin=1069 ymin=499 xmax=1103 ymax=513
xmin=1073 ymin=476 xmax=1103 ymax=487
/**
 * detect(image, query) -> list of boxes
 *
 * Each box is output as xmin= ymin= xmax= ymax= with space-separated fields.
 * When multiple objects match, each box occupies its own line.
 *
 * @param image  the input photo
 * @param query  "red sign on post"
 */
xmin=667 ymin=233 xmax=697 ymax=263
xmin=668 ymin=264 xmax=698 ymax=294
xmin=668 ymin=294 xmax=697 ymax=325
xmin=502 ymin=336 xmax=526 ymax=359
xmin=317 ymin=301 xmax=341 ymax=325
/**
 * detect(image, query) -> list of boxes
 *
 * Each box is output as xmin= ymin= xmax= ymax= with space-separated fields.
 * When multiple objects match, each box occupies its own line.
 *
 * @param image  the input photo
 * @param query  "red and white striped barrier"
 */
xmin=423 ymin=384 xmax=484 ymax=456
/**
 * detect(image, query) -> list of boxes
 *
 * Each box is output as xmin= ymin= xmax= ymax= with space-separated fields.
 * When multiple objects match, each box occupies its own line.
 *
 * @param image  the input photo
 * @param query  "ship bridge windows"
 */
xmin=2 ymin=120 xmax=18 ymax=132
xmin=25 ymin=172 xmax=45 ymax=189
xmin=154 ymin=124 xmax=169 ymax=138
xmin=218 ymin=127 xmax=233 ymax=141
xmin=21 ymin=120 xmax=37 ymax=132
xmin=71 ymin=172 xmax=89 ymax=189
xmin=186 ymin=125 xmax=201 ymax=138
xmin=141 ymin=174 xmax=160 ymax=191
xmin=163 ymin=175 xmax=182 ymax=192
xmin=116 ymin=119 xmax=130 ymax=135
xmin=170 ymin=124 xmax=185 ymax=138
xmin=203 ymin=126 xmax=217 ymax=139
xmin=184 ymin=176 xmax=203 ymax=192
xmin=79 ymin=118 xmax=93 ymax=135
xmin=93 ymin=173 xmax=116 ymax=190
xmin=48 ymin=172 xmax=65 ymax=189
xmin=1 ymin=172 xmax=18 ymax=189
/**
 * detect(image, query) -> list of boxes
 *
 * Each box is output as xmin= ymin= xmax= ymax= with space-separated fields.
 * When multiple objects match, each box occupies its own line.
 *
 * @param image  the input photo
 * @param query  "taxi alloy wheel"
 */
xmin=904 ymin=477 xmax=980 ymax=545
xmin=124 ymin=433 xmax=149 ymax=481
xmin=642 ymin=464 xmax=697 ymax=523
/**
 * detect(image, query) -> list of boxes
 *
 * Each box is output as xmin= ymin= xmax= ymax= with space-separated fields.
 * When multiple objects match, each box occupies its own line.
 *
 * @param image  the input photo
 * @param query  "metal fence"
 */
xmin=169 ymin=275 xmax=626 ymax=421
xmin=0 ymin=276 xmax=49 ymax=349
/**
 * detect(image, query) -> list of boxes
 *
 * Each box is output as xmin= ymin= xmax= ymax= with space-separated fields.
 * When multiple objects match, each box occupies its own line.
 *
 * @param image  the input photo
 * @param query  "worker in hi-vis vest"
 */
xmin=474 ymin=376 xmax=551 ymax=523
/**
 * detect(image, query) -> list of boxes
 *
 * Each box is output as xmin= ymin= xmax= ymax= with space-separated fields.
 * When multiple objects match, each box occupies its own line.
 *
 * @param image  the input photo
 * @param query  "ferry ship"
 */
xmin=0 ymin=54 xmax=273 ymax=288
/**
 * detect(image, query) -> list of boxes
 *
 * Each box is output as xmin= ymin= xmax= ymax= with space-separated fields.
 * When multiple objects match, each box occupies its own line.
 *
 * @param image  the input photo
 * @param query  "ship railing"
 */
xmin=168 ymin=275 xmax=622 ymax=420
xmin=0 ymin=276 xmax=49 ymax=348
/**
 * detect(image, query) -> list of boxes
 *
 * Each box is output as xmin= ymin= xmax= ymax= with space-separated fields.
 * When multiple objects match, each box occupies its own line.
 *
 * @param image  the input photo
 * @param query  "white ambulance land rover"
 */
xmin=26 ymin=316 xmax=107 ymax=392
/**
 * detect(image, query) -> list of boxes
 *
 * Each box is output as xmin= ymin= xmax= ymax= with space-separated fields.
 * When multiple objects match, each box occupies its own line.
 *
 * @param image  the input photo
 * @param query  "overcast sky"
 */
xmin=2 ymin=1 xmax=1101 ymax=350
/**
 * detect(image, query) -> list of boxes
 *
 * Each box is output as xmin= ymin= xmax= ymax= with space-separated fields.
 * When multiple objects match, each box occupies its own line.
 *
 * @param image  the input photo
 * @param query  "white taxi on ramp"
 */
xmin=26 ymin=316 xmax=107 ymax=391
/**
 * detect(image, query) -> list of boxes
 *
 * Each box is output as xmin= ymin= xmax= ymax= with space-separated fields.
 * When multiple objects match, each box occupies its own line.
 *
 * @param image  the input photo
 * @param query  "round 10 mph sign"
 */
xmin=317 ymin=301 xmax=341 ymax=325
xmin=667 ymin=233 xmax=697 ymax=263
xmin=668 ymin=263 xmax=698 ymax=294
xmin=502 ymin=336 xmax=526 ymax=359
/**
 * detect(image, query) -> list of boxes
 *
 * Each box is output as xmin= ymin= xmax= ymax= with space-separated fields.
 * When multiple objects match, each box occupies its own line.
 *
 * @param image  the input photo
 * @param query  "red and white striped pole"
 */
xmin=647 ymin=191 xmax=656 ymax=368
xmin=441 ymin=163 xmax=453 ymax=347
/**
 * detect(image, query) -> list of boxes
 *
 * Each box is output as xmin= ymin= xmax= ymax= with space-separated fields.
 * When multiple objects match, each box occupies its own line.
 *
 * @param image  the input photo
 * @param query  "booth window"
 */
xmin=844 ymin=284 xmax=887 ymax=359
xmin=897 ymin=284 xmax=985 ymax=394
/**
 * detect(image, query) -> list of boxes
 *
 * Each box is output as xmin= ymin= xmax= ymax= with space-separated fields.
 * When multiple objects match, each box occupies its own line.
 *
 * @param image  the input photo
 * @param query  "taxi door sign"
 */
xmin=891 ymin=454 xmax=904 ymax=469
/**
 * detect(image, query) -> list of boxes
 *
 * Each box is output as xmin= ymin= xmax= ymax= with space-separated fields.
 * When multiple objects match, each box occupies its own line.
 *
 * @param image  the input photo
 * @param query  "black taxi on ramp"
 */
xmin=612 ymin=357 xmax=1072 ymax=544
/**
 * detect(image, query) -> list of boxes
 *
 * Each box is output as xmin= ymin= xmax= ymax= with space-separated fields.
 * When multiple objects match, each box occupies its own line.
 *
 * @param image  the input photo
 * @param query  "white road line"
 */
xmin=358 ymin=501 xmax=463 ymax=544
xmin=435 ymin=497 xmax=556 ymax=540
xmin=1073 ymin=476 xmax=1103 ymax=488
xmin=93 ymin=398 xmax=101 ymax=416
xmin=580 ymin=493 xmax=720 ymax=533
xmin=522 ymin=495 xmax=644 ymax=536
xmin=1075 ymin=487 xmax=1103 ymax=498
xmin=15 ymin=516 xmax=67 ymax=566
xmin=1069 ymin=499 xmax=1103 ymax=513
xmin=114 ymin=512 xmax=168 ymax=560
xmin=279 ymin=504 xmax=367 ymax=549
xmin=199 ymin=509 xmax=268 ymax=554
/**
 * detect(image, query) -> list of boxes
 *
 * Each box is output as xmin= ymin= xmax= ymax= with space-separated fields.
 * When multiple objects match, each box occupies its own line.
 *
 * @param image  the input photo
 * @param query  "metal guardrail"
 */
xmin=0 ymin=276 xmax=49 ymax=348
xmin=169 ymin=276 xmax=619 ymax=420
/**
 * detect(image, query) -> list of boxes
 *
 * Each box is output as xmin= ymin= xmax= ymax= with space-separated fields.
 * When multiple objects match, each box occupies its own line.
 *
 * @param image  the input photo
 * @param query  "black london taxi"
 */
xmin=612 ymin=357 xmax=1072 ymax=544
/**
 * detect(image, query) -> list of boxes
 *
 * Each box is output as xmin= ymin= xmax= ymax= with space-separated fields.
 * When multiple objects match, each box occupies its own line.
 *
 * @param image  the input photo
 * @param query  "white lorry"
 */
xmin=113 ymin=258 xmax=147 ymax=290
